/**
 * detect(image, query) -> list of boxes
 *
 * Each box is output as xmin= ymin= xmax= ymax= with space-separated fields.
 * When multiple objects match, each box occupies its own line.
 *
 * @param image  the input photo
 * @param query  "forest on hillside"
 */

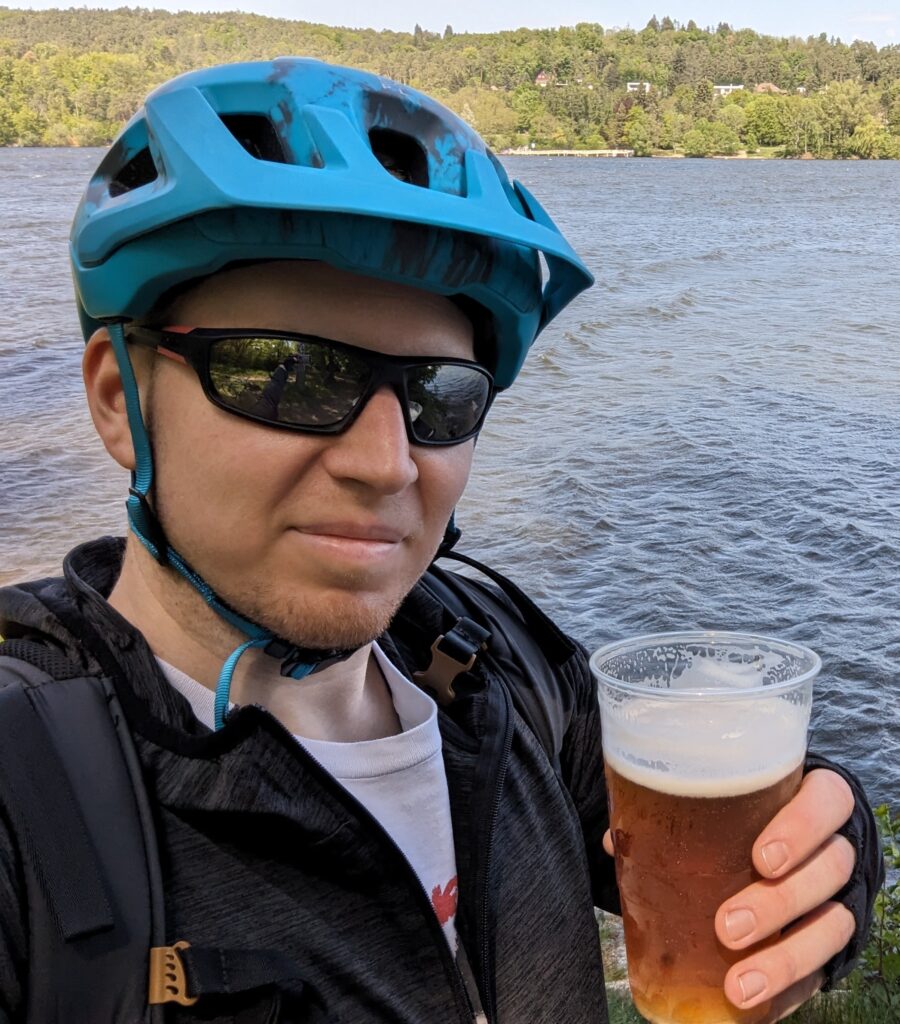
xmin=1 ymin=8 xmax=899 ymax=156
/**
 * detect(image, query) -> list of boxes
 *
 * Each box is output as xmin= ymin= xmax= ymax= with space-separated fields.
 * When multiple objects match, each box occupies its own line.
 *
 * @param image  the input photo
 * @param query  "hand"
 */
xmin=714 ymin=769 xmax=857 ymax=1021
xmin=601 ymin=768 xmax=857 ymax=1022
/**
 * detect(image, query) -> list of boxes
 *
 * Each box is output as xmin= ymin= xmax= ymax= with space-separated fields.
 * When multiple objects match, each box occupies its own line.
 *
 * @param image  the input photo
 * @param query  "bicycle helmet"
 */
xmin=70 ymin=57 xmax=592 ymax=389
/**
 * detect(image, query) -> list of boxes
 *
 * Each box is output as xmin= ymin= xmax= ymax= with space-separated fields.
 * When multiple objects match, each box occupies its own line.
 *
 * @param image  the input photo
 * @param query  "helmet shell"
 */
xmin=70 ymin=58 xmax=593 ymax=388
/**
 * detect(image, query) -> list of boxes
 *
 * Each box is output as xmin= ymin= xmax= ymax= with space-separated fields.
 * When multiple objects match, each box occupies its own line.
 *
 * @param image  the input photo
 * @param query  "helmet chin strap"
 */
xmin=107 ymin=322 xmax=354 ymax=729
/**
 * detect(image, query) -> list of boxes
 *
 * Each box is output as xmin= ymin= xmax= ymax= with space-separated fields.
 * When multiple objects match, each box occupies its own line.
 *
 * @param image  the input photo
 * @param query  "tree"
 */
xmin=716 ymin=103 xmax=747 ymax=137
xmin=780 ymin=96 xmax=824 ymax=155
xmin=682 ymin=118 xmax=740 ymax=156
xmin=818 ymin=79 xmax=876 ymax=155
xmin=849 ymin=114 xmax=897 ymax=158
xmin=443 ymin=25 xmax=453 ymax=41
xmin=745 ymin=96 xmax=786 ymax=145
xmin=683 ymin=125 xmax=711 ymax=156
xmin=659 ymin=110 xmax=689 ymax=150
xmin=622 ymin=104 xmax=656 ymax=155
xmin=693 ymin=78 xmax=715 ymax=120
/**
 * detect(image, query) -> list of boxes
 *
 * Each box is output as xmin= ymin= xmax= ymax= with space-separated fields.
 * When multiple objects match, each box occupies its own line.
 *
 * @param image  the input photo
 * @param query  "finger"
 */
xmin=753 ymin=769 xmax=855 ymax=879
xmin=602 ymin=829 xmax=614 ymax=857
xmin=717 ymin=833 xmax=855 ymax=948
xmin=723 ymin=901 xmax=855 ymax=1012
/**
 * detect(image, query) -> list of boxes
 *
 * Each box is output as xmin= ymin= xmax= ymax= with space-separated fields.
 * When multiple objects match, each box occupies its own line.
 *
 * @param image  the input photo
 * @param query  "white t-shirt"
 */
xmin=157 ymin=643 xmax=459 ymax=951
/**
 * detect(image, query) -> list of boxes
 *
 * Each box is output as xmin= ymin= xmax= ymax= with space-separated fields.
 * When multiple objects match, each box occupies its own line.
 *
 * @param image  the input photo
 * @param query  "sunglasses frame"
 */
xmin=125 ymin=325 xmax=496 ymax=447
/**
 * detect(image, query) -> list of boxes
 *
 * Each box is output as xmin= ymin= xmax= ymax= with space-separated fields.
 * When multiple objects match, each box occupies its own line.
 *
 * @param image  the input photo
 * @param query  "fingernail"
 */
xmin=737 ymin=970 xmax=768 ymax=1005
xmin=761 ymin=840 xmax=789 ymax=875
xmin=724 ymin=908 xmax=757 ymax=942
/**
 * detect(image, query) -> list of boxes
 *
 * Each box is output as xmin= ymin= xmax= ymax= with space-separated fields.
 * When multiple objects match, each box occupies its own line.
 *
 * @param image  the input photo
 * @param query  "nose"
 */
xmin=320 ymin=386 xmax=419 ymax=493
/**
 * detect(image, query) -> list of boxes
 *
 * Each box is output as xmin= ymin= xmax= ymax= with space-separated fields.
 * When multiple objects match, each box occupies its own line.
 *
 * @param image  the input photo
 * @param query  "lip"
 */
xmin=292 ymin=522 xmax=407 ymax=543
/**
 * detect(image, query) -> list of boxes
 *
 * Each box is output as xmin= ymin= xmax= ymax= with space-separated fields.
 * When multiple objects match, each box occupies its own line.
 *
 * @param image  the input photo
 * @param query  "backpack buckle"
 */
xmin=414 ymin=617 xmax=490 ymax=706
xmin=149 ymin=940 xmax=199 ymax=1006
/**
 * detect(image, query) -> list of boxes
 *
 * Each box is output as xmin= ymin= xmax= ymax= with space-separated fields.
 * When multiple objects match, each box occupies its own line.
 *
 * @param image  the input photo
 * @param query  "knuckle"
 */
xmin=818 ymin=770 xmax=855 ymax=823
xmin=779 ymin=945 xmax=801 ymax=987
xmin=834 ymin=902 xmax=857 ymax=948
xmin=829 ymin=834 xmax=857 ymax=885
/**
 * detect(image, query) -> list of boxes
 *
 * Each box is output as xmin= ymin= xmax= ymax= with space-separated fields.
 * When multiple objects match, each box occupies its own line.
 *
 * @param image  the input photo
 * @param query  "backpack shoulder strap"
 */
xmin=421 ymin=553 xmax=579 ymax=765
xmin=0 ymin=639 xmax=164 ymax=1024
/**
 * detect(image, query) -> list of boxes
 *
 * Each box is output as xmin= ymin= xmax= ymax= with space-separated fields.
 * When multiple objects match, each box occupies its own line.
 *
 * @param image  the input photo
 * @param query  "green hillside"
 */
xmin=1 ymin=8 xmax=898 ymax=156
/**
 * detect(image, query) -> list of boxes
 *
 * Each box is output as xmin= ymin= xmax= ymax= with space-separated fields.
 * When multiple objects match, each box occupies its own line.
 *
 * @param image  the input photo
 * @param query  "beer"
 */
xmin=605 ymin=756 xmax=803 ymax=1024
xmin=592 ymin=632 xmax=818 ymax=1024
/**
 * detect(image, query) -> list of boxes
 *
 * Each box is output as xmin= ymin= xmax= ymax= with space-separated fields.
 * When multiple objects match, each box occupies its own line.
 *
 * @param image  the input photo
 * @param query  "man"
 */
xmin=0 ymin=59 xmax=883 ymax=1023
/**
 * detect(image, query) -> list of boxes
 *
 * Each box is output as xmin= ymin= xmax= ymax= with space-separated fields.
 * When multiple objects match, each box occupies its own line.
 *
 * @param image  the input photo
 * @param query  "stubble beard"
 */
xmin=215 ymin=567 xmax=415 ymax=651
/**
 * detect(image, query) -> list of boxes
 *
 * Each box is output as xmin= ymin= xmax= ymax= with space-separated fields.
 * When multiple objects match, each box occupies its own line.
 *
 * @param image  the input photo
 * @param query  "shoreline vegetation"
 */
xmin=503 ymin=147 xmax=864 ymax=158
xmin=1 ymin=9 xmax=899 ymax=157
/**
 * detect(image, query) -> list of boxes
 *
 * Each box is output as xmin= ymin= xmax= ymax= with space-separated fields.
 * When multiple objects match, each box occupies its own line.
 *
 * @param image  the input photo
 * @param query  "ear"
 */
xmin=82 ymin=328 xmax=140 ymax=471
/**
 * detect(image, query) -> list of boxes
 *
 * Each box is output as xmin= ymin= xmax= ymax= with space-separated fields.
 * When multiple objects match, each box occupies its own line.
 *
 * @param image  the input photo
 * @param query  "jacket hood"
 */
xmin=0 ymin=537 xmax=130 ymax=674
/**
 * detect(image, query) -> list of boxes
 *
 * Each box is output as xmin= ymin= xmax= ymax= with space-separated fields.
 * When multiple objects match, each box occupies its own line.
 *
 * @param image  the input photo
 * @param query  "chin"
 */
xmin=226 ymin=579 xmax=413 ymax=651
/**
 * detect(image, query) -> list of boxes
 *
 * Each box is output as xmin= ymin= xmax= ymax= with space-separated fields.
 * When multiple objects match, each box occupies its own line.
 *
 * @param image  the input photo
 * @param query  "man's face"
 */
xmin=145 ymin=261 xmax=477 ymax=650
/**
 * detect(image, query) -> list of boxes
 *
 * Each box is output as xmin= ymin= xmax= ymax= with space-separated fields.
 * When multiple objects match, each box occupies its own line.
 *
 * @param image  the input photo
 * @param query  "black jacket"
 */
xmin=0 ymin=538 xmax=884 ymax=1023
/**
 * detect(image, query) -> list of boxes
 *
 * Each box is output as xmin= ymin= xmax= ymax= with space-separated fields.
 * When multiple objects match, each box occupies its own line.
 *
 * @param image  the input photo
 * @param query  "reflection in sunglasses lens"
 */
xmin=207 ymin=336 xmax=488 ymax=442
xmin=209 ymin=338 xmax=368 ymax=426
xmin=407 ymin=364 xmax=489 ymax=442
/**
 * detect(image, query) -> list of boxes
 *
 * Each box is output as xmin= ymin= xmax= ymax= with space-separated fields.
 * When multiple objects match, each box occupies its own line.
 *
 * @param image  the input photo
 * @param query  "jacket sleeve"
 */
xmin=803 ymin=751 xmax=885 ymax=990
xmin=0 ymin=802 xmax=26 ymax=1022
xmin=558 ymin=641 xmax=621 ymax=915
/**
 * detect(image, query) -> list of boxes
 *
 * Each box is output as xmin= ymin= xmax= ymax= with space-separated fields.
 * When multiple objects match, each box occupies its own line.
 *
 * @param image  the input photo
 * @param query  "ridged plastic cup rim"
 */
xmin=590 ymin=629 xmax=821 ymax=700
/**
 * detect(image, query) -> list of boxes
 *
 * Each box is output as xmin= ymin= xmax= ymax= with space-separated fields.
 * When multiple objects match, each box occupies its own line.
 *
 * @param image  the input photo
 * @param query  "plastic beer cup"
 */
xmin=590 ymin=631 xmax=819 ymax=1024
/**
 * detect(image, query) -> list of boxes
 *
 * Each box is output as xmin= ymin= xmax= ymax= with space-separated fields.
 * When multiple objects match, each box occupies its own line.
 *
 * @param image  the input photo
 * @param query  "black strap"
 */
xmin=183 ymin=945 xmax=309 ymax=997
xmin=438 ymin=550 xmax=575 ymax=664
xmin=0 ymin=683 xmax=113 ymax=940
xmin=0 ymin=642 xmax=162 ymax=1024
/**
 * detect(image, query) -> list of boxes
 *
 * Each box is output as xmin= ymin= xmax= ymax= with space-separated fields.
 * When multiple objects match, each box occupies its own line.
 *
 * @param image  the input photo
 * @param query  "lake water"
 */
xmin=0 ymin=149 xmax=897 ymax=806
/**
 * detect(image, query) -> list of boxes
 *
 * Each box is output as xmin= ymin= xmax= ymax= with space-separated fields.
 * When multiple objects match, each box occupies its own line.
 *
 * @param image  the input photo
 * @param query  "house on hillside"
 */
xmin=627 ymin=81 xmax=652 ymax=94
xmin=713 ymin=83 xmax=744 ymax=97
xmin=754 ymin=82 xmax=784 ymax=94
xmin=534 ymin=71 xmax=550 ymax=88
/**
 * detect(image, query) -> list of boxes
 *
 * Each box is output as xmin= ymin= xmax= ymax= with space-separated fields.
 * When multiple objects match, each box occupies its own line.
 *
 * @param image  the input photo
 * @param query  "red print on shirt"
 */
xmin=431 ymin=875 xmax=458 ymax=926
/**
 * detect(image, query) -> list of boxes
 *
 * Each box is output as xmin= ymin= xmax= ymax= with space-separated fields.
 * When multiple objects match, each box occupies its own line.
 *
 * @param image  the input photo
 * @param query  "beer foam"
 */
xmin=601 ymin=696 xmax=809 ymax=798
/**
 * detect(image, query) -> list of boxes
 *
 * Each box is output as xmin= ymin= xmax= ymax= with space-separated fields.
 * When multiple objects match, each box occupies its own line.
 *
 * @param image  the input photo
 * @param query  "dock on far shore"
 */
xmin=501 ymin=148 xmax=634 ymax=157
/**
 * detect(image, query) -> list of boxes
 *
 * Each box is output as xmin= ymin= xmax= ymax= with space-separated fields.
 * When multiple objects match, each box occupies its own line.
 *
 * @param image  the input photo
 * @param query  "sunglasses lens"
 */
xmin=208 ymin=337 xmax=370 ymax=427
xmin=205 ymin=335 xmax=490 ymax=444
xmin=406 ymin=364 xmax=491 ymax=442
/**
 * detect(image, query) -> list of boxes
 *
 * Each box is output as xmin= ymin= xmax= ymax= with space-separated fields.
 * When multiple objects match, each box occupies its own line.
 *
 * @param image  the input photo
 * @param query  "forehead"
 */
xmin=166 ymin=261 xmax=476 ymax=361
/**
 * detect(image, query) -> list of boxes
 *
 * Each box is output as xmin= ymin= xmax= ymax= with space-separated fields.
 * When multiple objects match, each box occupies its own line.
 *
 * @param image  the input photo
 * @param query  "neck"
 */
xmin=108 ymin=539 xmax=401 ymax=742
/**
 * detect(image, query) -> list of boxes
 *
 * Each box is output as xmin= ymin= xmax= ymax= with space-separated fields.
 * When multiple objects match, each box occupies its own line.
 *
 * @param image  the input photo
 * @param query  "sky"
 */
xmin=6 ymin=1 xmax=899 ymax=47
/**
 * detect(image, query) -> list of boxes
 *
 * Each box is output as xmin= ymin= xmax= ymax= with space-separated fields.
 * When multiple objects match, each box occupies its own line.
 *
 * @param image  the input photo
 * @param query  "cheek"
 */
xmin=148 ymin=373 xmax=315 ymax=528
xmin=416 ymin=444 xmax=474 ymax=526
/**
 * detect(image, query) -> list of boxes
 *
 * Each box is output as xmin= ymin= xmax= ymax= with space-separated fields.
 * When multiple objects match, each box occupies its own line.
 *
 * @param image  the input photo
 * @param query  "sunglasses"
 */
xmin=125 ymin=326 xmax=495 ymax=446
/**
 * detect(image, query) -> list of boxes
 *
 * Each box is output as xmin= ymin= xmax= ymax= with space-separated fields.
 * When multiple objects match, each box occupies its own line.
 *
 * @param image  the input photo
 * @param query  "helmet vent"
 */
xmin=220 ymin=114 xmax=288 ymax=163
xmin=368 ymin=129 xmax=429 ymax=187
xmin=109 ymin=147 xmax=158 ymax=198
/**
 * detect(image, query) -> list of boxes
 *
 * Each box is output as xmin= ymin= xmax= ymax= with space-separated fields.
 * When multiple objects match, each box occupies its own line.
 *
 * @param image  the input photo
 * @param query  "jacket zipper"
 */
xmin=476 ymin=676 xmax=513 ymax=1024
xmin=252 ymin=708 xmax=479 ymax=1022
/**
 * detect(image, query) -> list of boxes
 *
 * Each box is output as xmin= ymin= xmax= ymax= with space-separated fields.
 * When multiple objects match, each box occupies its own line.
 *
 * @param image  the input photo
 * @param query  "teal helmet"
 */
xmin=70 ymin=57 xmax=592 ymax=389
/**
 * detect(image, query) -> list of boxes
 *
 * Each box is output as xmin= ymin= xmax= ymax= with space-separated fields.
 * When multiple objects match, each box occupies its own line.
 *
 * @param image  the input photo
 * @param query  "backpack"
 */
xmin=0 ymin=553 xmax=576 ymax=1022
